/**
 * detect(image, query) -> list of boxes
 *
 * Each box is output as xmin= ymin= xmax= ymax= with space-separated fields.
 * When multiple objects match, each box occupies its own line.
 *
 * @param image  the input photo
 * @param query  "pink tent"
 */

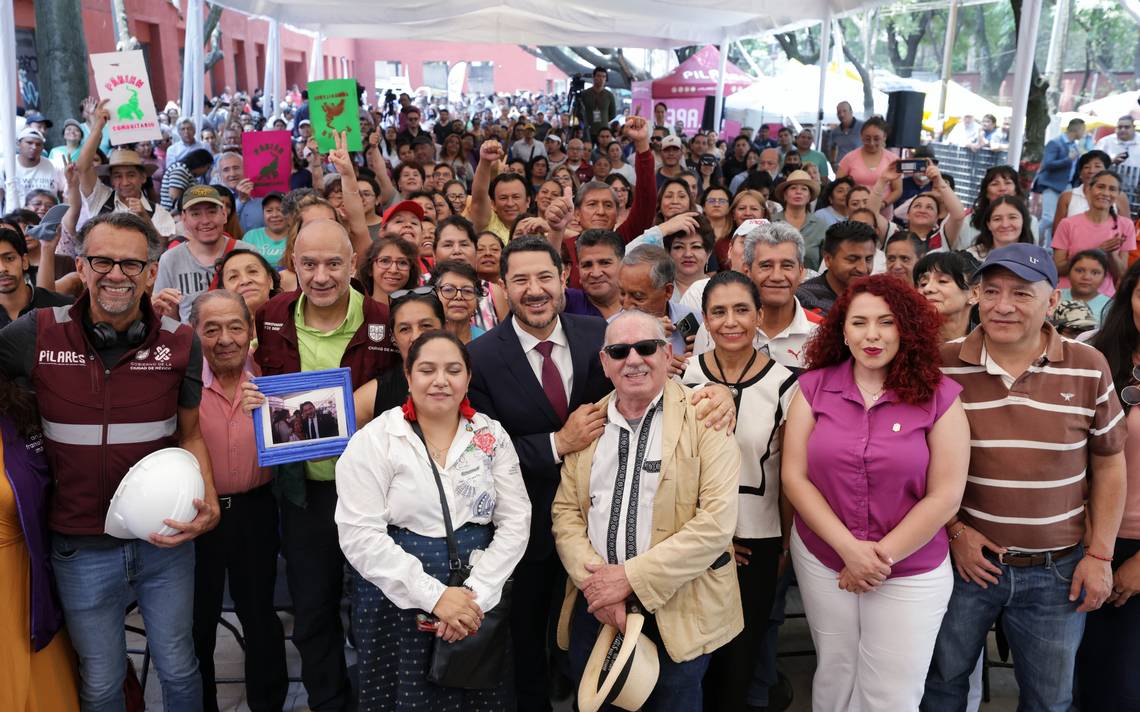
xmin=632 ymin=45 xmax=752 ymax=134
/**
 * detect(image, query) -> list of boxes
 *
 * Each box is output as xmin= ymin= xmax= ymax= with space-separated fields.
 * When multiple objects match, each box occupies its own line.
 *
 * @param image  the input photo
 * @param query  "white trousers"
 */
xmin=791 ymin=528 xmax=952 ymax=712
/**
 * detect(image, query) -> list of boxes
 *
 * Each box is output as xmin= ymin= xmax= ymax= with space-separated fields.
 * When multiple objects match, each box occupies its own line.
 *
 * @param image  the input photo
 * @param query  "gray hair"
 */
xmin=189 ymin=289 xmax=252 ymax=328
xmin=575 ymin=180 xmax=620 ymax=209
xmin=76 ymin=212 xmax=163 ymax=263
xmin=742 ymin=221 xmax=805 ymax=268
xmin=177 ymin=117 xmax=195 ymax=129
xmin=621 ymin=244 xmax=674 ymax=290
xmin=606 ymin=309 xmax=667 ymax=343
xmin=212 ymin=151 xmax=243 ymax=182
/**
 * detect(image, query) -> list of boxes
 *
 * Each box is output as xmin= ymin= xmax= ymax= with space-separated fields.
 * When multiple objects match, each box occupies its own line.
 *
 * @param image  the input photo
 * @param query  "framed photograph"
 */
xmin=251 ymin=367 xmax=357 ymax=467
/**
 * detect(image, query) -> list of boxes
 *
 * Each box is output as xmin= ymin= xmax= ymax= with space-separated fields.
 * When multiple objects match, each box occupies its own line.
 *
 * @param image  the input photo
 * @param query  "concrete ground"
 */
xmin=129 ymin=585 xmax=1022 ymax=711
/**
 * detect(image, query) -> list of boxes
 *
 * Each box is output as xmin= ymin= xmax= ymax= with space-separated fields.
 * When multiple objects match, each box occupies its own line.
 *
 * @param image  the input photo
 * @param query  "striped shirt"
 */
xmin=941 ymin=324 xmax=1126 ymax=551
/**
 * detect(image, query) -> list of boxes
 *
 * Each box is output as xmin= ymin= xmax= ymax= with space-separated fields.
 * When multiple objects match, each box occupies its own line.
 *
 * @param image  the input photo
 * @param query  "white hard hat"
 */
xmin=105 ymin=448 xmax=205 ymax=539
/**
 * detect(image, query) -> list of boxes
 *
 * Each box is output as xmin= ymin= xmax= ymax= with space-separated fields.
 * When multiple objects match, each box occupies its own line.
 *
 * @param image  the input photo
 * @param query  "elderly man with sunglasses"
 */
xmin=552 ymin=308 xmax=742 ymax=712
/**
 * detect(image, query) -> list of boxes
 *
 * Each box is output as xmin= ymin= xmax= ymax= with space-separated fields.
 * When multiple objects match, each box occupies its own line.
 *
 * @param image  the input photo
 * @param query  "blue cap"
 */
xmin=974 ymin=243 xmax=1057 ymax=288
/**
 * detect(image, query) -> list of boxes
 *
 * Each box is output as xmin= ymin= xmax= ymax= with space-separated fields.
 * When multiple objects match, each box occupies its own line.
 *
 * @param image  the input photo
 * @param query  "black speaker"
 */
xmin=885 ymin=90 xmax=925 ymax=148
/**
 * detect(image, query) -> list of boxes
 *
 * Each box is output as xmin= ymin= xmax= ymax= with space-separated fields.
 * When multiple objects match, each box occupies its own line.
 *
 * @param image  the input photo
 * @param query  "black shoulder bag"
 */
xmin=411 ymin=421 xmax=513 ymax=689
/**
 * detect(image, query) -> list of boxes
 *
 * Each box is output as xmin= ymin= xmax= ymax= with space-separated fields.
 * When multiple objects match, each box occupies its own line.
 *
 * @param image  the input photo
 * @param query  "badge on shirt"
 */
xmin=368 ymin=324 xmax=386 ymax=342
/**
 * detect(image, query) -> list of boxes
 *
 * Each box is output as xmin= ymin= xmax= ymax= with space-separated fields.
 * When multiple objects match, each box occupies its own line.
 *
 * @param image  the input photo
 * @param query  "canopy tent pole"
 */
xmin=937 ymin=0 xmax=960 ymax=122
xmin=308 ymin=29 xmax=324 ymax=81
xmin=1 ymin=0 xmax=17 ymax=211
xmin=180 ymin=0 xmax=205 ymax=130
xmin=734 ymin=40 xmax=763 ymax=79
xmin=1006 ymin=0 xmax=1043 ymax=167
xmin=815 ymin=6 xmax=833 ymax=150
xmin=712 ymin=36 xmax=729 ymax=133
xmin=263 ymin=17 xmax=281 ymax=119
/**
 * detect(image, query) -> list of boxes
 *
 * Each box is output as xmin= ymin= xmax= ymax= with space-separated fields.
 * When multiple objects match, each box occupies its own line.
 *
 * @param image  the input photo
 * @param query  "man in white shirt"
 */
xmin=76 ymin=100 xmax=176 ymax=240
xmin=946 ymin=115 xmax=983 ymax=150
xmin=511 ymin=123 xmax=547 ymax=163
xmin=690 ymin=221 xmax=819 ymax=368
xmin=552 ymin=309 xmax=742 ymax=711
xmin=1 ymin=128 xmax=65 ymax=207
xmin=1095 ymin=116 xmax=1139 ymax=170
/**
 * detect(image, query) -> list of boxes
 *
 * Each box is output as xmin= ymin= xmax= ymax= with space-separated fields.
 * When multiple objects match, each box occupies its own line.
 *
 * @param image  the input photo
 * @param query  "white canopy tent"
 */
xmin=724 ymin=59 xmax=889 ymax=126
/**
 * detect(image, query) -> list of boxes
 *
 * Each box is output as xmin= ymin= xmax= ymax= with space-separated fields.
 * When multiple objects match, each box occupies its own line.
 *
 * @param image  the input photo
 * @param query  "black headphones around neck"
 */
xmin=89 ymin=319 xmax=148 ymax=349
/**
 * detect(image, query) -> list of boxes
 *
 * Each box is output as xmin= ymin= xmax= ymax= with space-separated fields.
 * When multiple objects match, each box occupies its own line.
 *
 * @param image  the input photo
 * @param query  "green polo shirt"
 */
xmin=293 ymin=288 xmax=365 ymax=480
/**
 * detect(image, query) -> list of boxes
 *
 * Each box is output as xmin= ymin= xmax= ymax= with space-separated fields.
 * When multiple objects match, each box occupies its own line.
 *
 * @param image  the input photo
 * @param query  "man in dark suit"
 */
xmin=469 ymin=235 xmax=736 ymax=711
xmin=299 ymin=401 xmax=338 ymax=440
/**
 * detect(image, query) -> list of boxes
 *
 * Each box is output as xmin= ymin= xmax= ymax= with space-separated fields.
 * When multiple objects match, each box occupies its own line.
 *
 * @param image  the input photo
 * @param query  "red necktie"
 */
xmin=535 ymin=341 xmax=569 ymax=422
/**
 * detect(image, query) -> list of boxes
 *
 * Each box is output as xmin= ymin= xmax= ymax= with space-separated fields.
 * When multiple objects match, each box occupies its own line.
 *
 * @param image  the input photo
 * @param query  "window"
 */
xmin=375 ymin=61 xmax=402 ymax=80
xmin=469 ymin=61 xmax=494 ymax=96
xmin=423 ymin=61 xmax=448 ymax=92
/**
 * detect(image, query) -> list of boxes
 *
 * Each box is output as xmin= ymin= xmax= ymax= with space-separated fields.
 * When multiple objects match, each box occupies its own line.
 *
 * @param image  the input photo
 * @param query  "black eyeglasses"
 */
xmin=603 ymin=339 xmax=666 ymax=360
xmin=84 ymin=255 xmax=149 ymax=276
xmin=437 ymin=284 xmax=479 ymax=300
xmin=1122 ymin=366 xmax=1140 ymax=406
xmin=390 ymin=285 xmax=435 ymax=300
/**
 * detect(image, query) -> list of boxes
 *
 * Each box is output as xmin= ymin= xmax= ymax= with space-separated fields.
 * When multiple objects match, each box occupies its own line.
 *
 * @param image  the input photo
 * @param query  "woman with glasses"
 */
xmin=434 ymin=216 xmax=509 ymax=330
xmin=550 ymin=164 xmax=579 ymax=195
xmin=357 ymin=237 xmax=421 ymax=305
xmin=603 ymin=173 xmax=633 ymax=229
xmin=443 ymin=180 xmax=469 ymax=217
xmin=682 ymin=271 xmax=798 ymax=712
xmin=337 ymin=330 xmax=529 ymax=711
xmin=702 ymin=186 xmax=733 ymax=268
xmin=431 ymin=261 xmax=486 ymax=344
xmin=1080 ymin=259 xmax=1140 ymax=709
xmin=782 ymin=274 xmax=968 ymax=710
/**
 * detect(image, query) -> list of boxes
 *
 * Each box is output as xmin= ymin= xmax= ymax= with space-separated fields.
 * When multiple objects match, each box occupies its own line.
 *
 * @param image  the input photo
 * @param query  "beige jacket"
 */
xmin=552 ymin=379 xmax=743 ymax=663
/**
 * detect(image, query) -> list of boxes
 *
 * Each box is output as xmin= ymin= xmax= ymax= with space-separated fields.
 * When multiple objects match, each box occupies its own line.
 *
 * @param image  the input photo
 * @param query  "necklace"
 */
xmin=423 ymin=436 xmax=451 ymax=464
xmin=711 ymin=347 xmax=759 ymax=399
xmin=854 ymin=378 xmax=885 ymax=402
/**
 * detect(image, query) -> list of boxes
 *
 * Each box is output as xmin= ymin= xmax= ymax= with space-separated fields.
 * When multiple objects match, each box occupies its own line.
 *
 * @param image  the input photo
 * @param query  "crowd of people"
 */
xmin=2 ymin=63 xmax=1140 ymax=712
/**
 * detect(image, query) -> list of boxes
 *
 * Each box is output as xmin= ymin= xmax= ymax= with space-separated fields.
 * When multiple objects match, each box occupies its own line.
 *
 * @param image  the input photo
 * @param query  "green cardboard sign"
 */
xmin=308 ymin=79 xmax=362 ymax=152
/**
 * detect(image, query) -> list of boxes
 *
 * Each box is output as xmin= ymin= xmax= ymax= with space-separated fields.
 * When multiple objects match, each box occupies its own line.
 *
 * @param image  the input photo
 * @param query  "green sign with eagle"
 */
xmin=308 ymin=79 xmax=362 ymax=153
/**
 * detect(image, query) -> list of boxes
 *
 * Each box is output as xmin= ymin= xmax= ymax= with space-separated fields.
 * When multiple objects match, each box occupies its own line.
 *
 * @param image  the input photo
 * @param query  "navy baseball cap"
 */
xmin=974 ymin=243 xmax=1058 ymax=288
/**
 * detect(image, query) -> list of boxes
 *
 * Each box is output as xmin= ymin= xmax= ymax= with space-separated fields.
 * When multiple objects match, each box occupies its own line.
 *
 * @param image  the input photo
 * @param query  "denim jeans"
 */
xmin=569 ymin=594 xmax=710 ymax=712
xmin=1039 ymin=188 xmax=1062 ymax=248
xmin=51 ymin=534 xmax=202 ymax=712
xmin=921 ymin=550 xmax=1086 ymax=712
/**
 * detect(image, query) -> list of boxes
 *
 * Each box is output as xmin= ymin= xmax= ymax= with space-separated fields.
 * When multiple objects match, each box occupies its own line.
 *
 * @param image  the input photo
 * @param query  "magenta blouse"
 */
xmin=794 ymin=360 xmax=961 ymax=578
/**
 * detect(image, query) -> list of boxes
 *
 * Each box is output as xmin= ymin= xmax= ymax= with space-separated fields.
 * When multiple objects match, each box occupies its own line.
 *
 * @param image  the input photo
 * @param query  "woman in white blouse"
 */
xmin=335 ymin=330 xmax=531 ymax=710
xmin=683 ymin=270 xmax=799 ymax=712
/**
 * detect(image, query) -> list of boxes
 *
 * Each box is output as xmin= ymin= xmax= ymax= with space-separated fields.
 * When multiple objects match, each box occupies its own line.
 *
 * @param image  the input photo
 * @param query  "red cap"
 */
xmin=382 ymin=200 xmax=425 ymax=225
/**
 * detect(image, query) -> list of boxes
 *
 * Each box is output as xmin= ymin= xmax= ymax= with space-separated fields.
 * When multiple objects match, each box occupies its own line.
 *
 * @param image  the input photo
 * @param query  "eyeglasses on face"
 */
xmin=375 ymin=256 xmax=412 ymax=271
xmin=603 ymin=339 xmax=666 ymax=360
xmin=437 ymin=284 xmax=479 ymax=300
xmin=84 ymin=255 xmax=149 ymax=276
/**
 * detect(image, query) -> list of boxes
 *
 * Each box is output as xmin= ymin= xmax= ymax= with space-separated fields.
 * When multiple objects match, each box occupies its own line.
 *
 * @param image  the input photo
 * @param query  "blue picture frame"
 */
xmin=252 ymin=367 xmax=357 ymax=467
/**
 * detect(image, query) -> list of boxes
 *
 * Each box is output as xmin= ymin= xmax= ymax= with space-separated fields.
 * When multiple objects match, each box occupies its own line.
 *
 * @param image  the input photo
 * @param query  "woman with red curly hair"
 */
xmin=781 ymin=274 xmax=969 ymax=710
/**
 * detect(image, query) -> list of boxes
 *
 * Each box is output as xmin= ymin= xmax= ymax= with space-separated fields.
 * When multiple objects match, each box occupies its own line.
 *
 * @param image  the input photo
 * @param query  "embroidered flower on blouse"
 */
xmin=471 ymin=429 xmax=496 ymax=456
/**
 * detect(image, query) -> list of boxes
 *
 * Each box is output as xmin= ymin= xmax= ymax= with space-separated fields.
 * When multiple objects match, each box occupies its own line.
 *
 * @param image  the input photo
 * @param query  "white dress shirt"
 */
xmin=335 ymin=407 xmax=531 ymax=613
xmin=587 ymin=392 xmax=665 ymax=564
xmin=513 ymin=317 xmax=574 ymax=460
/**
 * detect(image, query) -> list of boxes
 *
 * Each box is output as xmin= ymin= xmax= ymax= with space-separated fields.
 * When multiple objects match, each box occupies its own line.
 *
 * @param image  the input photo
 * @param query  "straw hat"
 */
xmin=774 ymin=169 xmax=820 ymax=202
xmin=96 ymin=149 xmax=158 ymax=177
xmin=577 ymin=609 xmax=660 ymax=712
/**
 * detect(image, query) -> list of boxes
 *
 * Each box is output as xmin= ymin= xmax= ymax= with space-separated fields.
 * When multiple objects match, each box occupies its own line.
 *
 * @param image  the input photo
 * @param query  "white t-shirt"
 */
xmin=683 ymin=354 xmax=798 ymax=538
xmin=2 ymin=159 xmax=65 ymax=205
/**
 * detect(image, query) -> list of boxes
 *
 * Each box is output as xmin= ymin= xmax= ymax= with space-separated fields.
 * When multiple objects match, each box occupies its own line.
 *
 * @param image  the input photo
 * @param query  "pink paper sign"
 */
xmin=242 ymin=131 xmax=293 ymax=198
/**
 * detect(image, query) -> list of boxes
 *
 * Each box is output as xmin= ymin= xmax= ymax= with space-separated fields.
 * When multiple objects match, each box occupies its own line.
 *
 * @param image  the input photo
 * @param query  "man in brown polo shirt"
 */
xmin=922 ymin=243 xmax=1126 ymax=712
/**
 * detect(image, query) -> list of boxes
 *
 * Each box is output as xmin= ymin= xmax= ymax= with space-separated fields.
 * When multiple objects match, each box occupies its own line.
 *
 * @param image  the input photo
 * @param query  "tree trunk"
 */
xmin=1011 ymin=0 xmax=1049 ymax=164
xmin=973 ymin=5 xmax=1017 ymax=96
xmin=34 ymin=0 xmax=91 ymax=146
xmin=838 ymin=19 xmax=876 ymax=117
xmin=884 ymin=11 xmax=933 ymax=78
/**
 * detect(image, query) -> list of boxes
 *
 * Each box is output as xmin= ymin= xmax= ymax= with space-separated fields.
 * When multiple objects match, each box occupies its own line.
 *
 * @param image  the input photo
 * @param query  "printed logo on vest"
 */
xmin=135 ymin=348 xmax=151 ymax=361
xmin=263 ymin=321 xmax=284 ymax=332
xmin=38 ymin=350 xmax=87 ymax=366
xmin=155 ymin=346 xmax=171 ymax=362
xmin=368 ymin=324 xmax=386 ymax=342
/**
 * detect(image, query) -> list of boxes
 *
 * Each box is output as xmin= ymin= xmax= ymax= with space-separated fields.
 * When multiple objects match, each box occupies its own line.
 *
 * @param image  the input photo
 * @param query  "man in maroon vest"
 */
xmin=254 ymin=218 xmax=396 ymax=711
xmin=0 ymin=211 xmax=219 ymax=710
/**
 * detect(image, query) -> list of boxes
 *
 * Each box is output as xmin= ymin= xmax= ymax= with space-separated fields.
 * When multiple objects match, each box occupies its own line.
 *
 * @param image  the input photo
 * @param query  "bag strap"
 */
xmin=411 ymin=421 xmax=462 ymax=572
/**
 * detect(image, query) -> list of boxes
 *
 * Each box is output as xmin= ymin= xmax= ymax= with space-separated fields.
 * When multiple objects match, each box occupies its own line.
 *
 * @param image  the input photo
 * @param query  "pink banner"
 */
xmin=242 ymin=131 xmax=293 ymax=198
xmin=631 ymin=98 xmax=706 ymax=133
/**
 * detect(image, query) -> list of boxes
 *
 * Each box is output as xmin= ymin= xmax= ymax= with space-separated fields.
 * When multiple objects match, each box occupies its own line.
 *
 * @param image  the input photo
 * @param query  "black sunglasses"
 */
xmin=603 ymin=339 xmax=666 ymax=360
xmin=390 ymin=285 xmax=435 ymax=300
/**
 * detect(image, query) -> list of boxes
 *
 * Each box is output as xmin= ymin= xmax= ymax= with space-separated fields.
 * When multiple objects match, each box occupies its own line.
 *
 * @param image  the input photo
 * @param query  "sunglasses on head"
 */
xmin=1121 ymin=366 xmax=1140 ymax=406
xmin=603 ymin=339 xmax=666 ymax=360
xmin=390 ymin=285 xmax=435 ymax=300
